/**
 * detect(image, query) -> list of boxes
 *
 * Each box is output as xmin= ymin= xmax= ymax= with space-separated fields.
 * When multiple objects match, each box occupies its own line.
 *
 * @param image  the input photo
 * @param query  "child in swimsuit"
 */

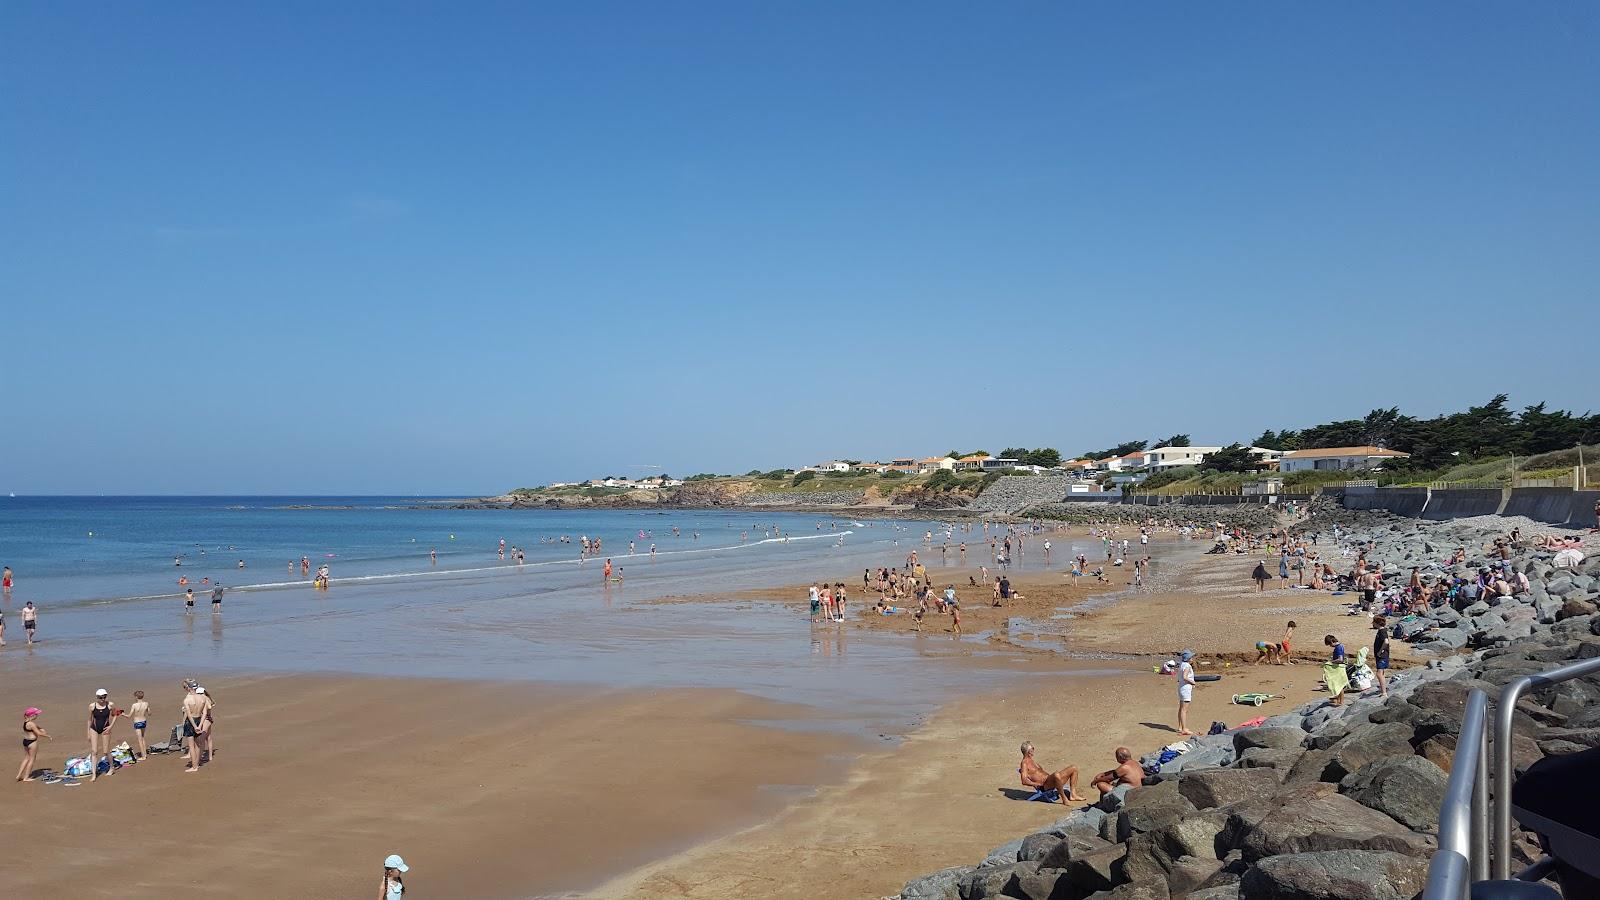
xmin=17 ymin=708 xmax=50 ymax=782
xmin=129 ymin=691 xmax=150 ymax=759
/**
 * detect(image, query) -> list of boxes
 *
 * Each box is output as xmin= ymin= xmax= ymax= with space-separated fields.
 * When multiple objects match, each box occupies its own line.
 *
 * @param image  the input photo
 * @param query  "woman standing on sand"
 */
xmin=17 ymin=708 xmax=50 ymax=781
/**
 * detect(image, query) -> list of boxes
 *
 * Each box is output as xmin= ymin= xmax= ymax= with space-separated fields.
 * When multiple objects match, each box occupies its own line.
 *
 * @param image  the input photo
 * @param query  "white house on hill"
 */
xmin=1143 ymin=446 xmax=1223 ymax=469
xmin=1279 ymin=446 xmax=1410 ymax=472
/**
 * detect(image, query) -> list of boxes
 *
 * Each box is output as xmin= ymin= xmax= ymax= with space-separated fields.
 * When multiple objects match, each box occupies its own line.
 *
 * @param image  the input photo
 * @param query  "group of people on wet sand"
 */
xmin=17 ymin=678 xmax=217 ymax=783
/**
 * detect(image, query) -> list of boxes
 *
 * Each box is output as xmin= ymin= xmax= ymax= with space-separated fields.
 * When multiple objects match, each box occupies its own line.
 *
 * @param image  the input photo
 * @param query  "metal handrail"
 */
xmin=1424 ymin=689 xmax=1489 ymax=900
xmin=1493 ymin=656 xmax=1600 ymax=877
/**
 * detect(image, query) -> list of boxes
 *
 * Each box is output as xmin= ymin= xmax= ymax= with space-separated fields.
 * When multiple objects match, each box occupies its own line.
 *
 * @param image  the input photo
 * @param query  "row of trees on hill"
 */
xmin=1078 ymin=434 xmax=1190 ymax=461
xmin=1252 ymin=396 xmax=1598 ymax=470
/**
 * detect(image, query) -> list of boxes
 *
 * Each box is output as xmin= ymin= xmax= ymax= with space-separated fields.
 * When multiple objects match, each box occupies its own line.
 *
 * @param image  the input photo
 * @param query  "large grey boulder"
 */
xmin=1238 ymin=849 xmax=1428 ymax=900
xmin=1165 ymin=856 xmax=1226 ymax=896
xmin=1535 ymin=595 xmax=1564 ymax=624
xmin=958 ymin=860 xmax=1034 ymax=899
xmin=1097 ymin=784 xmax=1134 ymax=812
xmin=980 ymin=836 xmax=1024 ymax=867
xmin=900 ymin=866 xmax=968 ymax=900
xmin=1558 ymin=598 xmax=1598 ymax=621
xmin=1232 ymin=727 xmax=1306 ymax=753
xmin=1050 ymin=806 xmax=1109 ymax=839
xmin=1338 ymin=756 xmax=1448 ymax=831
xmin=1008 ymin=867 xmax=1067 ymax=900
xmin=1036 ymin=832 xmax=1116 ymax=871
xmin=1093 ymin=881 xmax=1170 ymax=900
xmin=1223 ymin=786 xmax=1434 ymax=861
xmin=1185 ymin=885 xmax=1241 ymax=900
xmin=1117 ymin=811 xmax=1232 ymax=890
xmin=1319 ymin=722 xmax=1416 ymax=782
xmin=1178 ymin=768 xmax=1283 ymax=809
xmin=1061 ymin=843 xmax=1123 ymax=895
xmin=1234 ymin=747 xmax=1304 ymax=772
xmin=1163 ymin=745 xmax=1233 ymax=774
xmin=1117 ymin=779 xmax=1197 ymax=841
xmin=1019 ymin=832 xmax=1064 ymax=863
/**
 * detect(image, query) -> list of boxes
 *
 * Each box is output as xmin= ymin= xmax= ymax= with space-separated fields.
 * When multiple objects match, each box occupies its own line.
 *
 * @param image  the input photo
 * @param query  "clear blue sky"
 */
xmin=4 ymin=3 xmax=1597 ymax=494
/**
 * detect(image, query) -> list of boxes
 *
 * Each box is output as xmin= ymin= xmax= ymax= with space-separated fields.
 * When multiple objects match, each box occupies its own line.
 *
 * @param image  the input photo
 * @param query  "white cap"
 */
xmin=95 ymin=688 xmax=108 ymax=697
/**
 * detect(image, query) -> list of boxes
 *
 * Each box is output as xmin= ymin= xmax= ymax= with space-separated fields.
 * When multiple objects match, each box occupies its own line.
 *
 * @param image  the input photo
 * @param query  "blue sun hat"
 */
xmin=384 ymin=854 xmax=409 ymax=873
xmin=1180 ymin=650 xmax=1195 ymax=661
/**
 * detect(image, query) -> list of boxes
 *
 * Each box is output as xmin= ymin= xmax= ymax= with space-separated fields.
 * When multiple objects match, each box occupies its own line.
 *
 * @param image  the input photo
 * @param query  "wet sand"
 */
xmin=0 ymin=666 xmax=863 ymax=899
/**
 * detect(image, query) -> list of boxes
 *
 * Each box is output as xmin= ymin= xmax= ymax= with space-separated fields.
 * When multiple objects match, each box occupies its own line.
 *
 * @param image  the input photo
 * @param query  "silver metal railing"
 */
xmin=1424 ymin=655 xmax=1600 ymax=899
xmin=1424 ymin=689 xmax=1489 ymax=900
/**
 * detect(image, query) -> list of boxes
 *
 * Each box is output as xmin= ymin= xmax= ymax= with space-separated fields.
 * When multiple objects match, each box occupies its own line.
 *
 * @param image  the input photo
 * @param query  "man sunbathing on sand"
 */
xmin=1089 ymin=747 xmax=1142 ymax=797
xmin=1018 ymin=742 xmax=1085 ymax=804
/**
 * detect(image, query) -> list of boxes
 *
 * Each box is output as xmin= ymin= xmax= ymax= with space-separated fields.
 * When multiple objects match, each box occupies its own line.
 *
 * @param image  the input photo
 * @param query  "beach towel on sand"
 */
xmin=1323 ymin=663 xmax=1351 ymax=697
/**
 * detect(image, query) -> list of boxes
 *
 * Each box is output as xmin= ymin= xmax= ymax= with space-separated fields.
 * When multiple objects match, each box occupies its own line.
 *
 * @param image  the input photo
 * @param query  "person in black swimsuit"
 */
xmin=16 ymin=708 xmax=50 ymax=782
xmin=86 ymin=689 xmax=118 ymax=782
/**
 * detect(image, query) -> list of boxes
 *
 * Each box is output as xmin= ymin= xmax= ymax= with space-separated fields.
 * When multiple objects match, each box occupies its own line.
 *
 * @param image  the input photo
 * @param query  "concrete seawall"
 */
xmin=1339 ymin=486 xmax=1599 ymax=529
xmin=1421 ymin=487 xmax=1504 ymax=520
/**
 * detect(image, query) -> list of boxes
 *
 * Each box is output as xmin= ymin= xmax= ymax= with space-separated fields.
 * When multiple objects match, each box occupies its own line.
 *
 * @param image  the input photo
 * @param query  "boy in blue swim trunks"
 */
xmin=129 ymin=690 xmax=150 ymax=759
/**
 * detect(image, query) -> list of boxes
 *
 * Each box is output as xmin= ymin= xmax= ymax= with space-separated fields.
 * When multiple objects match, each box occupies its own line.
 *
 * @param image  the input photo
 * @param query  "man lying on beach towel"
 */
xmin=1018 ymin=741 xmax=1086 ymax=804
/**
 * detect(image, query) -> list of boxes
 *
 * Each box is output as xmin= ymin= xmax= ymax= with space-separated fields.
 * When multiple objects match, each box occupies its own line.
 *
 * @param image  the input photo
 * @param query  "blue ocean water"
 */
xmin=0 ymin=496 xmax=1113 ymax=731
xmin=0 ymin=495 xmax=902 ymax=603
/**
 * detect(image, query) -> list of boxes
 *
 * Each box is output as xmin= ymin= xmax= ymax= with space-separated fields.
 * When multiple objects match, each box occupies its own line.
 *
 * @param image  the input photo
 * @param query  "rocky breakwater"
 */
xmin=1300 ymin=507 xmax=1600 ymax=656
xmin=1028 ymin=503 xmax=1280 ymax=533
xmin=738 ymin=489 xmax=867 ymax=507
xmin=890 ymin=511 xmax=1598 ymax=900
xmin=968 ymin=477 xmax=1075 ymax=516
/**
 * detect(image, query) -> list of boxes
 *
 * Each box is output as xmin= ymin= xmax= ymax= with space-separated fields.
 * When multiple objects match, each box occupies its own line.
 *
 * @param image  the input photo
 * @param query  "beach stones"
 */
xmin=1223 ymin=788 xmax=1433 ymax=861
xmin=1115 ymin=779 xmax=1196 ymax=840
xmin=1233 ymin=747 xmax=1304 ymax=773
xmin=979 ymin=836 xmax=1024 ymax=867
xmin=1096 ymin=783 xmax=1133 ymax=813
xmin=1177 ymin=768 xmax=1283 ymax=809
xmin=1018 ymin=832 xmax=1064 ymax=863
xmin=1060 ymin=843 xmax=1123 ymax=894
xmin=900 ymin=866 xmax=968 ymax=900
xmin=1338 ymin=756 xmax=1448 ymax=831
xmin=1231 ymin=727 xmax=1305 ymax=754
xmin=1049 ymin=806 xmax=1108 ymax=840
xmin=1036 ymin=832 xmax=1115 ymax=870
xmin=1317 ymin=722 xmax=1417 ymax=782
xmin=1238 ymin=850 xmax=1429 ymax=900
xmin=1558 ymin=598 xmax=1598 ymax=620
xmin=1165 ymin=856 xmax=1227 ymax=896
xmin=957 ymin=860 xmax=1034 ymax=899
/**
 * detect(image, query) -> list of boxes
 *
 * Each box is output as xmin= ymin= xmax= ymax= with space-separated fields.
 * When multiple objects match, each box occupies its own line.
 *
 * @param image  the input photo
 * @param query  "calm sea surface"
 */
xmin=0 ymin=497 xmax=1115 ymax=732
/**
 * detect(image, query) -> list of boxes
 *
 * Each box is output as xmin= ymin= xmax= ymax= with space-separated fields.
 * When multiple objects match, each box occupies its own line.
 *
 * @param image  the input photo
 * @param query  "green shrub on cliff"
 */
xmin=792 ymin=470 xmax=816 ymax=485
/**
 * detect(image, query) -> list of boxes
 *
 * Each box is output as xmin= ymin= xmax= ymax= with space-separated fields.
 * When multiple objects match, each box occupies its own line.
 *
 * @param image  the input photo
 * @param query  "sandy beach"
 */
xmin=0 ymin=666 xmax=864 ymax=899
xmin=0 ymin=522 xmax=1393 ymax=899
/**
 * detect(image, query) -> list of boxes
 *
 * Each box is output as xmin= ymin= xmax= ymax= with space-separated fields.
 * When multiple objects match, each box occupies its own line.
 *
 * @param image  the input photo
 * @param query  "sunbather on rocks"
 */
xmin=1089 ymin=747 xmax=1142 ymax=797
